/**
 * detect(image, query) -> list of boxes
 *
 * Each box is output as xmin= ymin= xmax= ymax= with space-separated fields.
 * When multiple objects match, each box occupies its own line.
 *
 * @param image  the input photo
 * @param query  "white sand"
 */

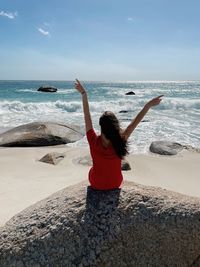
xmin=0 ymin=145 xmax=199 ymax=227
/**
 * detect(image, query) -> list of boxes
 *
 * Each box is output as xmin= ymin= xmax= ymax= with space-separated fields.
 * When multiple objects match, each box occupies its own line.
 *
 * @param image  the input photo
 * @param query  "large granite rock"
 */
xmin=150 ymin=141 xmax=183 ymax=155
xmin=0 ymin=122 xmax=84 ymax=147
xmin=0 ymin=181 xmax=200 ymax=267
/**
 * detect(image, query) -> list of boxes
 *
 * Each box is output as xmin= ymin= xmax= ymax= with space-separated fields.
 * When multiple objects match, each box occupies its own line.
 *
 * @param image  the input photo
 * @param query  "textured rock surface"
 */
xmin=150 ymin=141 xmax=183 ymax=155
xmin=0 ymin=181 xmax=200 ymax=267
xmin=74 ymin=155 xmax=131 ymax=171
xmin=39 ymin=152 xmax=65 ymax=165
xmin=0 ymin=122 xmax=84 ymax=147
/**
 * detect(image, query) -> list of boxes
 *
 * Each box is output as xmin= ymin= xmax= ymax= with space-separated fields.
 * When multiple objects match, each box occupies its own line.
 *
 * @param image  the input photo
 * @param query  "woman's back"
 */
xmin=87 ymin=129 xmax=123 ymax=190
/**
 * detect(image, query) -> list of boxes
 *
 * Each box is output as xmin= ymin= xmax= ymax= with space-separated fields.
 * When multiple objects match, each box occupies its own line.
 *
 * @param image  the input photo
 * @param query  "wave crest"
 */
xmin=0 ymin=98 xmax=200 ymax=116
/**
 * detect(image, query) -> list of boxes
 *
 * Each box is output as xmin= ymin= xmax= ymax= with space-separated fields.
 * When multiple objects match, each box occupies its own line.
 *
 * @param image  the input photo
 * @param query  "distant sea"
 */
xmin=0 ymin=80 xmax=199 ymax=154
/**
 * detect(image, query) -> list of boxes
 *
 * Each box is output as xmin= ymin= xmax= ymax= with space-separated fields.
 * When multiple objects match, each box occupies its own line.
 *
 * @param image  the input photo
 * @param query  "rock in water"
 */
xmin=125 ymin=91 xmax=135 ymax=95
xmin=150 ymin=141 xmax=183 ymax=155
xmin=37 ymin=86 xmax=57 ymax=92
xmin=119 ymin=110 xmax=128 ymax=113
xmin=0 ymin=181 xmax=199 ymax=267
xmin=0 ymin=122 xmax=84 ymax=147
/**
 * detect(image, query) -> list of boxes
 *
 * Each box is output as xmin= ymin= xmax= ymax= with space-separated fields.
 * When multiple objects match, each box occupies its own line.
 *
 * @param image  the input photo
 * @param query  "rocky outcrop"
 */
xmin=37 ymin=86 xmax=57 ymax=92
xmin=125 ymin=91 xmax=135 ymax=95
xmin=119 ymin=110 xmax=128 ymax=113
xmin=74 ymin=155 xmax=131 ymax=171
xmin=0 ymin=181 xmax=200 ymax=267
xmin=39 ymin=152 xmax=65 ymax=165
xmin=150 ymin=141 xmax=183 ymax=155
xmin=0 ymin=122 xmax=84 ymax=147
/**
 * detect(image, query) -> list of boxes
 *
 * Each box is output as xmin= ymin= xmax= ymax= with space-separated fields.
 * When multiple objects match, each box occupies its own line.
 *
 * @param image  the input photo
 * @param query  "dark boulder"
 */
xmin=150 ymin=141 xmax=183 ymax=155
xmin=125 ymin=91 xmax=135 ymax=95
xmin=0 ymin=122 xmax=84 ymax=147
xmin=121 ymin=159 xmax=131 ymax=170
xmin=119 ymin=110 xmax=128 ymax=113
xmin=38 ymin=86 xmax=57 ymax=92
xmin=0 ymin=181 xmax=200 ymax=266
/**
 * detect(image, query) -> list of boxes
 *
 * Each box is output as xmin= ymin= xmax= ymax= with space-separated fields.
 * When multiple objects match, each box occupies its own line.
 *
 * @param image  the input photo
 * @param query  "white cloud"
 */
xmin=38 ymin=27 xmax=50 ymax=36
xmin=127 ymin=17 xmax=133 ymax=21
xmin=0 ymin=10 xmax=18 ymax=19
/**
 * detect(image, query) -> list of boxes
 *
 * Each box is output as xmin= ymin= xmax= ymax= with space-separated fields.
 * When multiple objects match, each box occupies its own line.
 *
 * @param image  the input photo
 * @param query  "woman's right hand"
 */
xmin=75 ymin=79 xmax=86 ymax=95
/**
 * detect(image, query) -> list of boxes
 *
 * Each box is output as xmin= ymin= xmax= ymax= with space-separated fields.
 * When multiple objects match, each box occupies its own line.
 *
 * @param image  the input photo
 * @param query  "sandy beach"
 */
xmin=0 ymin=145 xmax=199 ymax=227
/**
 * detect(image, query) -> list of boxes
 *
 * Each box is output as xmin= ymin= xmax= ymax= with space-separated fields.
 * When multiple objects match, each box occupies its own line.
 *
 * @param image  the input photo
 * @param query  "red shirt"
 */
xmin=87 ymin=128 xmax=123 ymax=190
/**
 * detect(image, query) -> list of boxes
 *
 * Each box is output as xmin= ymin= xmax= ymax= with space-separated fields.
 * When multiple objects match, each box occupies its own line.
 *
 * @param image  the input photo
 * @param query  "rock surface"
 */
xmin=37 ymin=86 xmax=57 ymax=92
xmin=150 ymin=141 xmax=183 ymax=155
xmin=39 ymin=152 xmax=65 ymax=165
xmin=0 ymin=181 xmax=200 ymax=267
xmin=0 ymin=122 xmax=84 ymax=147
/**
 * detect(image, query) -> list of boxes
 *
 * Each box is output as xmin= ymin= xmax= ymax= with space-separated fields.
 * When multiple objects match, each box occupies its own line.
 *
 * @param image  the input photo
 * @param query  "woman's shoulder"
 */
xmin=86 ymin=128 xmax=99 ymax=145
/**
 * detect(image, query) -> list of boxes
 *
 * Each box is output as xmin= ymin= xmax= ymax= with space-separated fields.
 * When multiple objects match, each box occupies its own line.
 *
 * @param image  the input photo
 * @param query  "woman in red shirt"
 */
xmin=75 ymin=79 xmax=163 ymax=190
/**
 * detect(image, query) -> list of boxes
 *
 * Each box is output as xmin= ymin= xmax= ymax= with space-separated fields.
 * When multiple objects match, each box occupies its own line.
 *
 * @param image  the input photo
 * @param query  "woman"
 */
xmin=75 ymin=79 xmax=163 ymax=190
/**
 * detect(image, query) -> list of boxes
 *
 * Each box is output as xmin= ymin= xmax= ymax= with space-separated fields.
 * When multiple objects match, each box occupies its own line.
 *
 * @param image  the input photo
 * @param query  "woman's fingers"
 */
xmin=156 ymin=95 xmax=164 ymax=99
xmin=153 ymin=95 xmax=164 ymax=104
xmin=74 ymin=79 xmax=86 ymax=94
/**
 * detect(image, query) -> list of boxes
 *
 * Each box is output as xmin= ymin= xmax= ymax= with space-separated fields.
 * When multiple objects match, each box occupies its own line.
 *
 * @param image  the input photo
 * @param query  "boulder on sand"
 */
xmin=0 ymin=181 xmax=200 ymax=266
xmin=0 ymin=122 xmax=84 ymax=147
xmin=121 ymin=159 xmax=131 ymax=170
xmin=37 ymin=86 xmax=57 ymax=92
xmin=39 ymin=152 xmax=65 ymax=165
xmin=150 ymin=141 xmax=183 ymax=155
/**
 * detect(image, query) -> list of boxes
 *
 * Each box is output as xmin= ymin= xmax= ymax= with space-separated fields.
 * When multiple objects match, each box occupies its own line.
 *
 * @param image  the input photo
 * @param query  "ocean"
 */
xmin=0 ymin=80 xmax=199 ymax=154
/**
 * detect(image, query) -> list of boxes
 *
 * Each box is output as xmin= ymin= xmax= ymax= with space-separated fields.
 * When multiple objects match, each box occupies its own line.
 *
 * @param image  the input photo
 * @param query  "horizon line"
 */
xmin=0 ymin=79 xmax=200 ymax=83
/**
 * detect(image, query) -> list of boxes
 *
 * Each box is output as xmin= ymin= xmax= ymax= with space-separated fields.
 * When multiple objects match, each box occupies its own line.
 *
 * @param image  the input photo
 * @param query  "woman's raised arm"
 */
xmin=74 ymin=79 xmax=93 ymax=132
xmin=123 ymin=95 xmax=163 ymax=140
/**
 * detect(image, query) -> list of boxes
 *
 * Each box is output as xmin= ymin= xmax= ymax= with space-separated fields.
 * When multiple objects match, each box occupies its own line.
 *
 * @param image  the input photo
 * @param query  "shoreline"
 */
xmin=0 ymin=145 xmax=199 ymax=227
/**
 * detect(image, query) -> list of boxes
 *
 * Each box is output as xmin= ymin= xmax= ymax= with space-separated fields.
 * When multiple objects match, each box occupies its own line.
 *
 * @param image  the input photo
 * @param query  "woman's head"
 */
xmin=99 ymin=111 xmax=128 ymax=159
xmin=99 ymin=111 xmax=119 ymax=136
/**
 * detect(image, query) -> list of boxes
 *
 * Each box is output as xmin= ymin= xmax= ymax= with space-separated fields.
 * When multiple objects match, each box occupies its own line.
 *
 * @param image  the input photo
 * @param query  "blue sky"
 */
xmin=0 ymin=0 xmax=200 ymax=81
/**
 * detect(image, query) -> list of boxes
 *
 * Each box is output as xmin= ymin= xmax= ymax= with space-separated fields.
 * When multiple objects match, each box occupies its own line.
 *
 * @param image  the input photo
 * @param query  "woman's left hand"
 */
xmin=75 ymin=79 xmax=86 ymax=94
xmin=146 ymin=95 xmax=164 ymax=108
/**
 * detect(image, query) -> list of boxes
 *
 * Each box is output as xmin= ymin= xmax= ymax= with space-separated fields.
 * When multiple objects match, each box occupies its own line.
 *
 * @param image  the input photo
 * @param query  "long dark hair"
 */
xmin=99 ymin=111 xmax=128 ymax=159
